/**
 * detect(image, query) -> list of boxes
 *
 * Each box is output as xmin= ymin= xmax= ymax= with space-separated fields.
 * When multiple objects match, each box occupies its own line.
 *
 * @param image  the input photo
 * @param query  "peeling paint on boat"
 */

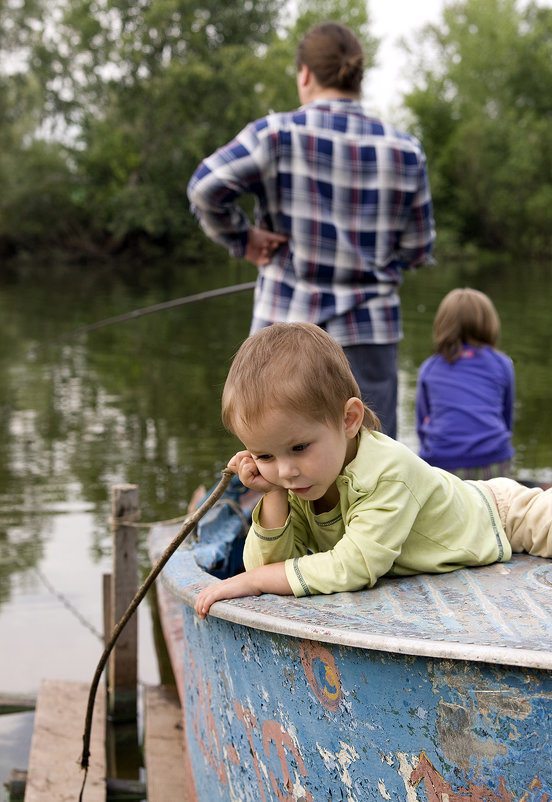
xmin=149 ymin=517 xmax=552 ymax=802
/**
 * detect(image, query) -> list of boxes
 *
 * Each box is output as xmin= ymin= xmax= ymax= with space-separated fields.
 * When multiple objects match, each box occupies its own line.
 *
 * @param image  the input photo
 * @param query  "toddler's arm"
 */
xmin=194 ymin=562 xmax=292 ymax=619
xmin=229 ymin=450 xmax=289 ymax=528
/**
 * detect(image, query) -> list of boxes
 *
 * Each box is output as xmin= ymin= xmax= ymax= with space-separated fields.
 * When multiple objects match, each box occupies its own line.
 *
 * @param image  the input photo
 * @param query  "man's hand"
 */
xmin=245 ymin=227 xmax=288 ymax=267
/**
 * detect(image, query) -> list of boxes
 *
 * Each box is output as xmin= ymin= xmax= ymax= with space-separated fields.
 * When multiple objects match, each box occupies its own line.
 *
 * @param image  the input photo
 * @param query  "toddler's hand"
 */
xmin=227 ymin=451 xmax=280 ymax=494
xmin=194 ymin=573 xmax=261 ymax=619
xmin=194 ymin=563 xmax=291 ymax=619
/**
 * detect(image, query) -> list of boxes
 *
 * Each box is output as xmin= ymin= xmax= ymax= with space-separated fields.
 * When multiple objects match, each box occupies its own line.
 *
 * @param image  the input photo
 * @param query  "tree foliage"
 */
xmin=0 ymin=0 xmax=377 ymax=261
xmin=404 ymin=0 xmax=552 ymax=258
xmin=1 ymin=0 xmax=550 ymax=262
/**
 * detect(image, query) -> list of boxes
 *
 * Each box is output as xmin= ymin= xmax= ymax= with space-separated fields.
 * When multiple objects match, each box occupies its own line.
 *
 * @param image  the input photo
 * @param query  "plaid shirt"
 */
xmin=188 ymin=99 xmax=435 ymax=346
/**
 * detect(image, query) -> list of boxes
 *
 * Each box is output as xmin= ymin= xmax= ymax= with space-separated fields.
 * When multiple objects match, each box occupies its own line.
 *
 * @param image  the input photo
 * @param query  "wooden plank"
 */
xmin=144 ymin=685 xmax=191 ymax=802
xmin=24 ymin=679 xmax=105 ymax=802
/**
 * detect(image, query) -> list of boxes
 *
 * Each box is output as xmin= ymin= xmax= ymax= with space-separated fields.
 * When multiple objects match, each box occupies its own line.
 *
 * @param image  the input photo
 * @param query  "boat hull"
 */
xmin=178 ymin=603 xmax=551 ymax=802
xmin=150 ymin=515 xmax=552 ymax=802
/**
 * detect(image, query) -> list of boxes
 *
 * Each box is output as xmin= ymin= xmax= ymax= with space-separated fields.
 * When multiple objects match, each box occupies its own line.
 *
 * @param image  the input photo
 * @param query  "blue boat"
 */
xmin=148 ymin=476 xmax=552 ymax=802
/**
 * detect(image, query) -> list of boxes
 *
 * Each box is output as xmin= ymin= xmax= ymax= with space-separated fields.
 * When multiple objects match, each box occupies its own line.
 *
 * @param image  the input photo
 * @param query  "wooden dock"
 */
xmin=5 ymin=485 xmax=190 ymax=801
xmin=6 ymin=680 xmax=188 ymax=801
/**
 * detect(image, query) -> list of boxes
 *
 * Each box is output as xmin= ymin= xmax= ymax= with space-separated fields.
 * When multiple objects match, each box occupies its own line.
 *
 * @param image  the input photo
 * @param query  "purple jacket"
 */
xmin=416 ymin=345 xmax=515 ymax=470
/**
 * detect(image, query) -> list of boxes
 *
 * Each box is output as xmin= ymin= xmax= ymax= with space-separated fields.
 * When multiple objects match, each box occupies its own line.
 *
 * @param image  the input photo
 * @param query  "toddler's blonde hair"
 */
xmin=222 ymin=322 xmax=380 ymax=434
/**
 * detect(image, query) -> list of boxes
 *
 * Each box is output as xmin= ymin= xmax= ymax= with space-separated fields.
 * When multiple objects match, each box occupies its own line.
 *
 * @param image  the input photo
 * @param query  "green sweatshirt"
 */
xmin=243 ymin=429 xmax=511 ymax=597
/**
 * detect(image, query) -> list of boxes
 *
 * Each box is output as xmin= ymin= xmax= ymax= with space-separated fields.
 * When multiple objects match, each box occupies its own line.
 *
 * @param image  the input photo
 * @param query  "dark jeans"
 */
xmin=342 ymin=343 xmax=398 ymax=439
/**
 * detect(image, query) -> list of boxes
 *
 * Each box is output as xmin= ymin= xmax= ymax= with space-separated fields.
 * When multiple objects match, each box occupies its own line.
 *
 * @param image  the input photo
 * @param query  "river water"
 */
xmin=0 ymin=255 xmax=551 ymax=795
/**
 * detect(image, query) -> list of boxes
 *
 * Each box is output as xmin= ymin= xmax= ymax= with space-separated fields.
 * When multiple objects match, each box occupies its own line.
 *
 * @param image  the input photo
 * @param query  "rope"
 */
xmin=5 ymin=547 xmax=104 ymax=641
xmin=109 ymin=512 xmax=192 ymax=528
xmin=33 ymin=566 xmax=104 ymax=641
xmin=110 ymin=496 xmax=252 ymax=536
xmin=110 ymin=497 xmax=250 ymax=532
xmin=78 ymin=468 xmax=234 ymax=798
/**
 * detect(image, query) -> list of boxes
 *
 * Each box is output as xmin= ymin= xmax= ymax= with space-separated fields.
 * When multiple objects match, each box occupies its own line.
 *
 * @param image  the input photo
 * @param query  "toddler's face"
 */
xmin=234 ymin=405 xmax=359 ymax=506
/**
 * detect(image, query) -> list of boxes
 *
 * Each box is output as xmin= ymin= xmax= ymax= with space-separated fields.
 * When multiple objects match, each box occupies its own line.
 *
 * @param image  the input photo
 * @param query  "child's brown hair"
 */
xmin=295 ymin=22 xmax=364 ymax=96
xmin=433 ymin=288 xmax=501 ymax=363
xmin=222 ymin=322 xmax=380 ymax=434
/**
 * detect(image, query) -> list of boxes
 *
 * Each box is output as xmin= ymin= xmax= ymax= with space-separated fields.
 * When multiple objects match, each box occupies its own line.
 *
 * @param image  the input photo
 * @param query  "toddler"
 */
xmin=195 ymin=322 xmax=549 ymax=618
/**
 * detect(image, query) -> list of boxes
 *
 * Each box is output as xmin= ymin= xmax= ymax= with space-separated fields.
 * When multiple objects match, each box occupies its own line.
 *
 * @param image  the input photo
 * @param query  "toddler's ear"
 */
xmin=344 ymin=397 xmax=365 ymax=437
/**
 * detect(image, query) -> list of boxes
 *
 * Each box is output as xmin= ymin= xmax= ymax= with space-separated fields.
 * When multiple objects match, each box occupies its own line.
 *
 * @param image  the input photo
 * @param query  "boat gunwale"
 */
xmin=165 ymin=574 xmax=552 ymax=671
xmin=150 ymin=524 xmax=552 ymax=672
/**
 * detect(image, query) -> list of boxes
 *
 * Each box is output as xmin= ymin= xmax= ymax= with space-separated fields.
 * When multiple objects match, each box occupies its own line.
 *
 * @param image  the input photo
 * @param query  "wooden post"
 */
xmin=6 ymin=769 xmax=26 ymax=801
xmin=109 ymin=483 xmax=139 ymax=721
xmin=102 ymin=573 xmax=112 ymax=652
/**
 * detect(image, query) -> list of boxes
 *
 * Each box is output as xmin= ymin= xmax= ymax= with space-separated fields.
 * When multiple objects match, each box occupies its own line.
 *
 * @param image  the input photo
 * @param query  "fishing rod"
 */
xmin=56 ymin=280 xmax=256 ymax=341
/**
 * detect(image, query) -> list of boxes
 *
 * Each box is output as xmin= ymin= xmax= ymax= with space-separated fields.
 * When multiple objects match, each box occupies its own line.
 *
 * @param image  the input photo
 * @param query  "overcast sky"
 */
xmin=363 ymin=0 xmax=551 ymax=117
xmin=363 ymin=0 xmax=444 ymax=117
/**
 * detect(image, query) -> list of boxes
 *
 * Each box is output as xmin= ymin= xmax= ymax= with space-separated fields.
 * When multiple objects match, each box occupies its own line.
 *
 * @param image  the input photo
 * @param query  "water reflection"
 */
xmin=0 ymin=256 xmax=551 ymax=789
xmin=0 ymin=261 xmax=254 ymax=793
xmin=0 ymin=711 xmax=34 ymax=790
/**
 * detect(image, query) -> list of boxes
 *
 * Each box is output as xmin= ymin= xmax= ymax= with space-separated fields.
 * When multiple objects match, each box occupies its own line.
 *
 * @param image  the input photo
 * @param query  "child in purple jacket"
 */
xmin=416 ymin=288 xmax=515 ymax=479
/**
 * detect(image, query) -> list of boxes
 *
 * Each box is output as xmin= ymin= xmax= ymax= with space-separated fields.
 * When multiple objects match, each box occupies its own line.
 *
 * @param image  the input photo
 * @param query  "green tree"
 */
xmin=404 ymin=0 xmax=552 ymax=258
xmin=0 ymin=0 xmax=93 ymax=257
xmin=0 ymin=0 xmax=379 ymax=261
xmin=47 ymin=0 xmax=293 ymax=255
xmin=0 ymin=0 xmax=291 ymax=258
